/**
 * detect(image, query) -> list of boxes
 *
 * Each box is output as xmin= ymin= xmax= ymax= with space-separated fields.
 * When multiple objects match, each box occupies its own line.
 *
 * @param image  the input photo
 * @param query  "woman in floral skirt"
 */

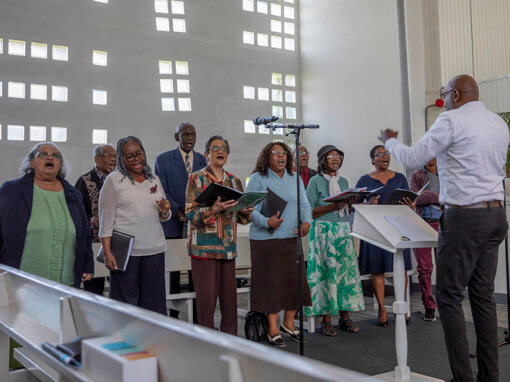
xmin=305 ymin=145 xmax=364 ymax=336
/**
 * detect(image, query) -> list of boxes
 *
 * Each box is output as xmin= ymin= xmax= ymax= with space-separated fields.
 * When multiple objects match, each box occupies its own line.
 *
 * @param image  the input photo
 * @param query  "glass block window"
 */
xmin=0 ymin=81 xmax=2 ymax=97
xmin=272 ymin=72 xmax=283 ymax=85
xmin=176 ymin=79 xmax=190 ymax=93
xmin=30 ymin=84 xmax=48 ymax=100
xmin=284 ymin=38 xmax=295 ymax=51
xmin=52 ymin=45 xmax=68 ymax=61
xmin=92 ymin=129 xmax=108 ymax=144
xmin=243 ymin=0 xmax=255 ymax=12
xmin=257 ymin=1 xmax=268 ymax=14
xmin=155 ymin=0 xmax=169 ymax=13
xmin=8 ymin=125 xmax=24 ymax=141
xmin=272 ymin=88 xmax=282 ymax=102
xmin=159 ymin=60 xmax=172 ymax=74
xmin=284 ymin=22 xmax=295 ymax=35
xmin=243 ymin=86 xmax=255 ymax=99
xmin=175 ymin=61 xmax=189 ymax=75
xmin=270 ymin=3 xmax=282 ymax=17
xmin=284 ymin=5 xmax=295 ymax=19
xmin=162 ymin=97 xmax=175 ymax=111
xmin=93 ymin=50 xmax=108 ymax=66
xmin=258 ymin=87 xmax=269 ymax=101
xmin=8 ymin=40 xmax=26 ymax=56
xmin=160 ymin=79 xmax=174 ymax=93
xmin=244 ymin=120 xmax=256 ymax=133
xmin=30 ymin=126 xmax=46 ymax=141
xmin=93 ymin=0 xmax=109 ymax=3
xmin=156 ymin=17 xmax=171 ymax=31
xmin=178 ymin=97 xmax=192 ymax=111
xmin=243 ymin=31 xmax=255 ymax=45
xmin=171 ymin=1 xmax=185 ymax=14
xmin=272 ymin=105 xmax=284 ymax=118
xmin=286 ymin=106 xmax=296 ymax=119
xmin=173 ymin=19 xmax=186 ymax=33
xmin=257 ymin=33 xmax=269 ymax=47
xmin=51 ymin=127 xmax=67 ymax=142
xmin=258 ymin=125 xmax=270 ymax=134
xmin=285 ymin=74 xmax=296 ymax=87
xmin=285 ymin=90 xmax=296 ymax=103
xmin=270 ymin=35 xmax=282 ymax=49
xmin=52 ymin=86 xmax=68 ymax=102
xmin=271 ymin=19 xmax=282 ymax=33
xmin=8 ymin=82 xmax=25 ymax=98
xmin=0 ymin=38 xmax=3 ymax=54
xmin=31 ymin=43 xmax=48 ymax=59
xmin=92 ymin=89 xmax=108 ymax=105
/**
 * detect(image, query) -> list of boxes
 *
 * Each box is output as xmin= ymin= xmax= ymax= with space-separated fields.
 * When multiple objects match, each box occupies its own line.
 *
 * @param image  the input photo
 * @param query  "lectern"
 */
xmin=351 ymin=205 xmax=441 ymax=382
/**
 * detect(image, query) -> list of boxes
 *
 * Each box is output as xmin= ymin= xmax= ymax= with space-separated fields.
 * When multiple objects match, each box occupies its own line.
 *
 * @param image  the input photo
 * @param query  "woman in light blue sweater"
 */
xmin=247 ymin=142 xmax=312 ymax=348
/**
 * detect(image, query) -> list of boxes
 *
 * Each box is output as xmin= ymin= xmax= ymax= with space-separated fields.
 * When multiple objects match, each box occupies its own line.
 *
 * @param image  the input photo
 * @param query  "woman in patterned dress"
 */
xmin=305 ymin=145 xmax=364 ymax=336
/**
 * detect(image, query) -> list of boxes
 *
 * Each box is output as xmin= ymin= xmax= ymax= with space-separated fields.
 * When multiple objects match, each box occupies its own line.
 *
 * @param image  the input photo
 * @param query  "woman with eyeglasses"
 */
xmin=184 ymin=135 xmax=252 ymax=335
xmin=305 ymin=145 xmax=364 ymax=336
xmin=355 ymin=144 xmax=412 ymax=327
xmin=0 ymin=143 xmax=94 ymax=287
xmin=99 ymin=136 xmax=171 ymax=314
xmin=247 ymin=142 xmax=313 ymax=348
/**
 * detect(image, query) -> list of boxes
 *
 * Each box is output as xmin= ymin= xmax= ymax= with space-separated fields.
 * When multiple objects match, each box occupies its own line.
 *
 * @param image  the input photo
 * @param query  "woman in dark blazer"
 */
xmin=0 ymin=142 xmax=94 ymax=288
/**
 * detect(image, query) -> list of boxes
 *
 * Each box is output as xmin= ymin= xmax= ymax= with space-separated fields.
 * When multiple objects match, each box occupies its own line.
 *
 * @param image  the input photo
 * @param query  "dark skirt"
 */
xmin=250 ymin=238 xmax=312 ymax=314
xmin=358 ymin=241 xmax=412 ymax=275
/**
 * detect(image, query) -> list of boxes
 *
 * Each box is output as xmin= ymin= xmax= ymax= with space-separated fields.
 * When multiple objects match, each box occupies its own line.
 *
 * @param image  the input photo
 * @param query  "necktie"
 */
xmin=185 ymin=153 xmax=191 ymax=173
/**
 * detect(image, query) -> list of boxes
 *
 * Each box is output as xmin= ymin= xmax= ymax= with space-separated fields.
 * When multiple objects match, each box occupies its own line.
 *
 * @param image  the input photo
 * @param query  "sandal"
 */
xmin=320 ymin=321 xmax=337 ymax=336
xmin=339 ymin=318 xmax=360 ymax=333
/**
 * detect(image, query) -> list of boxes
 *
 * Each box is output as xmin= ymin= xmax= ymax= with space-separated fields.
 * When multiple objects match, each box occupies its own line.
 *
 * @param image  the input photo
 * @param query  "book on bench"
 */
xmin=96 ymin=230 xmax=135 ymax=272
xmin=383 ymin=181 xmax=430 ymax=205
xmin=323 ymin=187 xmax=382 ymax=203
xmin=194 ymin=182 xmax=267 ymax=211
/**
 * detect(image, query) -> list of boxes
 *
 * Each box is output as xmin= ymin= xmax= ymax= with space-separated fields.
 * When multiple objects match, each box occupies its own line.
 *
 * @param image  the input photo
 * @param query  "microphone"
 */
xmin=253 ymin=116 xmax=278 ymax=125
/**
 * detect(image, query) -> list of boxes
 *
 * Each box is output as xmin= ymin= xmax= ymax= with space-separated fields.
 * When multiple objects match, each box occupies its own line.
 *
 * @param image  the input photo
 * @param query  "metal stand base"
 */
xmin=373 ymin=370 xmax=444 ymax=382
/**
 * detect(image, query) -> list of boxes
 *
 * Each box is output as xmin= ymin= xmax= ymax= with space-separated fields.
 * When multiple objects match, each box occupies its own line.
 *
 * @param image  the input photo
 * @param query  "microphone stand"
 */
xmin=267 ymin=122 xmax=319 ymax=356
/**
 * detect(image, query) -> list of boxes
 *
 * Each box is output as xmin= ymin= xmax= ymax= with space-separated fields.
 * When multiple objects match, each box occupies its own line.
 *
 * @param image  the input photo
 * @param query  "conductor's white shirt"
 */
xmin=385 ymin=101 xmax=509 ymax=206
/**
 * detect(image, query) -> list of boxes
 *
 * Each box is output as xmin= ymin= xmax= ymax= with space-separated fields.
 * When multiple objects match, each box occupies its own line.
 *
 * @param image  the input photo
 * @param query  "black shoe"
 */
xmin=377 ymin=319 xmax=389 ymax=327
xmin=267 ymin=333 xmax=286 ymax=347
xmin=424 ymin=308 xmax=436 ymax=321
xmin=280 ymin=323 xmax=307 ymax=342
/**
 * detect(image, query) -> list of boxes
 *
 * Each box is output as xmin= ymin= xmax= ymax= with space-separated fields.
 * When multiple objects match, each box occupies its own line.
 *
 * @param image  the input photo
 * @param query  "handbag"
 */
xmin=244 ymin=311 xmax=268 ymax=341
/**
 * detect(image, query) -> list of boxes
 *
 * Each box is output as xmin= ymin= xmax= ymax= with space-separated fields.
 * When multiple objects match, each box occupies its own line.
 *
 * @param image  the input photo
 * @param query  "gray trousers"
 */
xmin=437 ymin=207 xmax=507 ymax=382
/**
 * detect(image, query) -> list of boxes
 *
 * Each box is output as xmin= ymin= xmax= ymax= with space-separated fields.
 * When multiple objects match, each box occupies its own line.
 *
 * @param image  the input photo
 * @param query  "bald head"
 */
xmin=443 ymin=74 xmax=479 ymax=110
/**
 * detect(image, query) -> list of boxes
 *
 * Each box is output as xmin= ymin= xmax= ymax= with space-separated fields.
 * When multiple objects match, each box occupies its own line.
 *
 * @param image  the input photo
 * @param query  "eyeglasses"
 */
xmin=374 ymin=152 xmax=391 ymax=158
xmin=271 ymin=150 xmax=287 ymax=156
xmin=210 ymin=145 xmax=228 ymax=153
xmin=298 ymin=151 xmax=309 ymax=156
xmin=326 ymin=154 xmax=343 ymax=160
xmin=36 ymin=151 xmax=62 ymax=160
xmin=101 ymin=153 xmax=116 ymax=159
xmin=440 ymin=89 xmax=456 ymax=100
xmin=123 ymin=151 xmax=144 ymax=161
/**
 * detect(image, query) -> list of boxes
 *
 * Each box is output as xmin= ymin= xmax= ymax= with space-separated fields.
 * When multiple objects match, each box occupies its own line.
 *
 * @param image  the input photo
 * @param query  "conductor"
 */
xmin=379 ymin=74 xmax=508 ymax=382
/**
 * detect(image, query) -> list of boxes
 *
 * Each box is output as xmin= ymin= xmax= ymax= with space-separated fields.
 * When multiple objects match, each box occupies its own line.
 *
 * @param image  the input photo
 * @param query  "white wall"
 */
xmin=299 ymin=0 xmax=405 ymax=186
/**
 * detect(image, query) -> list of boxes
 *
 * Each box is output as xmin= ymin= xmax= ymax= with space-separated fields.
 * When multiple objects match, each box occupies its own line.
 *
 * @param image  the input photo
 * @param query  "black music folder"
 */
xmin=96 ymin=230 xmax=135 ymax=272
xmin=384 ymin=182 xmax=429 ymax=205
xmin=194 ymin=183 xmax=244 ymax=206
xmin=260 ymin=187 xmax=287 ymax=234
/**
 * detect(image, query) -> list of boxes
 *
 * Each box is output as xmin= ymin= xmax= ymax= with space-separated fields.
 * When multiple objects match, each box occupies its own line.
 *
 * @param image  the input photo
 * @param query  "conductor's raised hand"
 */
xmin=378 ymin=129 xmax=399 ymax=143
xmin=212 ymin=196 xmax=238 ymax=213
xmin=267 ymin=210 xmax=283 ymax=229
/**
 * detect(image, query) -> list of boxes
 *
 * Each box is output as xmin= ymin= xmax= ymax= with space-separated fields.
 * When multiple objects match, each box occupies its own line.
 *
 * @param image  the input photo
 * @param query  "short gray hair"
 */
xmin=20 ymin=142 xmax=70 ymax=179
xmin=93 ymin=144 xmax=115 ymax=158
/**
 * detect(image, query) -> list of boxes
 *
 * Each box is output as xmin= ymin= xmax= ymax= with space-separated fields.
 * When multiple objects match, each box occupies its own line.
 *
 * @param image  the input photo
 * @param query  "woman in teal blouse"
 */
xmin=305 ymin=145 xmax=364 ymax=336
xmin=0 ymin=143 xmax=94 ymax=287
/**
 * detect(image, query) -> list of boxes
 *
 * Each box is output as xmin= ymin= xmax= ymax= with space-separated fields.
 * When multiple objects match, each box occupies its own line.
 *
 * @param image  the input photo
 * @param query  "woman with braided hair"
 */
xmin=99 ymin=136 xmax=171 ymax=314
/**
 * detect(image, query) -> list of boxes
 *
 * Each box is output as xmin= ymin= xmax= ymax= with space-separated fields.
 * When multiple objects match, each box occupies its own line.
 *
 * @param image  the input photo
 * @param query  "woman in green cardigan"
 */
xmin=305 ymin=145 xmax=364 ymax=336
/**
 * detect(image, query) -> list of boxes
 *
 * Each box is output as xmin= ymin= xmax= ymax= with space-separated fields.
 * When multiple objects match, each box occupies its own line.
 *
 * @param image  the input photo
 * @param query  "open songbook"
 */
xmin=194 ymin=183 xmax=267 ymax=211
xmin=323 ymin=186 xmax=383 ymax=203
xmin=384 ymin=181 xmax=430 ymax=205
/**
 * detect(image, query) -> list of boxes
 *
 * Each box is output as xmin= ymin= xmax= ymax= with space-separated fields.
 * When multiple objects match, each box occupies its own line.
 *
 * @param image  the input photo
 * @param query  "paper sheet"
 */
xmin=383 ymin=215 xmax=434 ymax=242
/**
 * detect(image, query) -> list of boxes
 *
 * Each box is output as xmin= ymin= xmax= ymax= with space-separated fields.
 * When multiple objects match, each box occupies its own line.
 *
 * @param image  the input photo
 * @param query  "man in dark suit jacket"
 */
xmin=293 ymin=145 xmax=317 ymax=188
xmin=155 ymin=121 xmax=207 ymax=319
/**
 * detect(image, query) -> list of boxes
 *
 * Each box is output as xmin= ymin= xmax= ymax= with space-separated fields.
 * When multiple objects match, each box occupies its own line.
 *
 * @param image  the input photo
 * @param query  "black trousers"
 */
xmin=109 ymin=253 xmax=167 ymax=315
xmin=437 ymin=207 xmax=507 ymax=382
